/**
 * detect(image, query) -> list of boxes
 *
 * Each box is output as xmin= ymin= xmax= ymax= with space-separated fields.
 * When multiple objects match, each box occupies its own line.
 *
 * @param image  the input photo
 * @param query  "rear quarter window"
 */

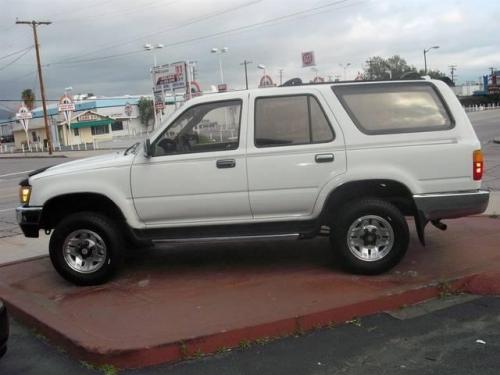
xmin=332 ymin=82 xmax=454 ymax=134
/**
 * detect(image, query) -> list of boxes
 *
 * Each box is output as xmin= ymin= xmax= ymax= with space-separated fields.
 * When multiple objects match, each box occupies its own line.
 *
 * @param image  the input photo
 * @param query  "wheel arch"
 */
xmin=40 ymin=192 xmax=126 ymax=230
xmin=321 ymin=179 xmax=427 ymax=245
xmin=322 ymin=179 xmax=417 ymax=221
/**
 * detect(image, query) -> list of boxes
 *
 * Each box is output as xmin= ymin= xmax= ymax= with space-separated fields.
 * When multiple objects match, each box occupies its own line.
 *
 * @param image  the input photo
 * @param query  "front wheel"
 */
xmin=49 ymin=212 xmax=123 ymax=285
xmin=330 ymin=199 xmax=409 ymax=275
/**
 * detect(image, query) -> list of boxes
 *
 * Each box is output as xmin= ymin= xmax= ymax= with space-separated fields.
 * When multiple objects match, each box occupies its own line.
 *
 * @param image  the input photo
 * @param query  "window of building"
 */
xmin=73 ymin=128 xmax=79 ymax=136
xmin=153 ymin=100 xmax=242 ymax=157
xmin=111 ymin=120 xmax=124 ymax=131
xmin=332 ymin=83 xmax=453 ymax=134
xmin=91 ymin=125 xmax=110 ymax=135
xmin=254 ymin=95 xmax=334 ymax=147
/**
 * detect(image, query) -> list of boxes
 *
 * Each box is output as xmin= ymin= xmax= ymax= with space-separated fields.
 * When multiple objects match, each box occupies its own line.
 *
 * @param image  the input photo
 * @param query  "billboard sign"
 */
xmin=301 ymin=51 xmax=316 ymax=67
xmin=153 ymin=62 xmax=187 ymax=92
xmin=154 ymin=90 xmax=164 ymax=110
xmin=217 ymin=83 xmax=227 ymax=92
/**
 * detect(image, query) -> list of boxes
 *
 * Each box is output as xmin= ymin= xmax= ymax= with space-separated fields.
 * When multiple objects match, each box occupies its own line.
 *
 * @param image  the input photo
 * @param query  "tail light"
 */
xmin=473 ymin=150 xmax=484 ymax=181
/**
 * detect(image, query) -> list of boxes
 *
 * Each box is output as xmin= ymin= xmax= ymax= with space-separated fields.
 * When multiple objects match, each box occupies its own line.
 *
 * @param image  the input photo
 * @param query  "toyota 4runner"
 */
xmin=17 ymin=79 xmax=490 ymax=285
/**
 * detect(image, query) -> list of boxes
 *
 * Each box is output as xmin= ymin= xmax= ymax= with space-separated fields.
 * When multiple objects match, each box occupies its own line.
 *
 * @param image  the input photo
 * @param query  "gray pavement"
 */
xmin=1 ymin=295 xmax=500 ymax=374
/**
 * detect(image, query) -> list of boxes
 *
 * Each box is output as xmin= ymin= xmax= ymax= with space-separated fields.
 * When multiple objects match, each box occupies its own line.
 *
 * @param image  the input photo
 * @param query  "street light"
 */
xmin=144 ymin=43 xmax=164 ymax=129
xmin=423 ymin=45 xmax=439 ymax=74
xmin=339 ymin=62 xmax=351 ymax=80
xmin=144 ymin=43 xmax=163 ymax=67
xmin=257 ymin=64 xmax=266 ymax=76
xmin=211 ymin=47 xmax=229 ymax=84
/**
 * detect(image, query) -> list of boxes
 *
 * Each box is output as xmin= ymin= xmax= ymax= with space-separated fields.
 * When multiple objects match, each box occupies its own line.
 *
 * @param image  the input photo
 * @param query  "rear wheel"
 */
xmin=330 ymin=199 xmax=409 ymax=274
xmin=49 ymin=212 xmax=123 ymax=285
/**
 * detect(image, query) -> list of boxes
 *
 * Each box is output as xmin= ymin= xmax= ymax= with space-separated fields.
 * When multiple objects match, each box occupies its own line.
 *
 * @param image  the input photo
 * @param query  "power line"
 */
xmin=49 ymin=0 xmax=262 ymax=65
xmin=49 ymin=0 xmax=356 ymax=67
xmin=0 ymin=47 xmax=34 ymax=72
xmin=0 ymin=46 xmax=34 ymax=62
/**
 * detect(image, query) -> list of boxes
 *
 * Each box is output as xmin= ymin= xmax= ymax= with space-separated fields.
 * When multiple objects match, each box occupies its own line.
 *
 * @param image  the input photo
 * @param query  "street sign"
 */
xmin=153 ymin=62 xmax=187 ymax=92
xmin=58 ymin=95 xmax=75 ymax=129
xmin=301 ymin=51 xmax=316 ymax=67
xmin=124 ymin=103 xmax=133 ymax=117
xmin=259 ymin=75 xmax=275 ymax=88
xmin=16 ymin=105 xmax=32 ymax=131
xmin=188 ymin=81 xmax=202 ymax=98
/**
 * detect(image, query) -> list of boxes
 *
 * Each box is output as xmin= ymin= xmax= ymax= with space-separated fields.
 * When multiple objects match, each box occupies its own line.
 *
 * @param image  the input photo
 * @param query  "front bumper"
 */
xmin=16 ymin=206 xmax=43 ymax=238
xmin=413 ymin=189 xmax=490 ymax=221
xmin=0 ymin=300 xmax=8 ymax=358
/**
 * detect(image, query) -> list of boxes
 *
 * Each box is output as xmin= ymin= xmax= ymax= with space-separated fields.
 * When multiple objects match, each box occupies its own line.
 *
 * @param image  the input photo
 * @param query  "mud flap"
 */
xmin=414 ymin=210 xmax=428 ymax=246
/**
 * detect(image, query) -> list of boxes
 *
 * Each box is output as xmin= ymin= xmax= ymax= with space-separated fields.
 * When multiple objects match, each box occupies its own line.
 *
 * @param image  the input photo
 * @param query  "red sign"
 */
xmin=259 ymin=75 xmax=274 ymax=88
xmin=58 ymin=95 xmax=75 ymax=112
xmin=301 ymin=51 xmax=316 ymax=67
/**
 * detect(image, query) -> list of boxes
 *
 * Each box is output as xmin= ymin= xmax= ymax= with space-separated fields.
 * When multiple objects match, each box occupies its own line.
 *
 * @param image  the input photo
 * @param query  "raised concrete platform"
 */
xmin=0 ymin=217 xmax=500 ymax=369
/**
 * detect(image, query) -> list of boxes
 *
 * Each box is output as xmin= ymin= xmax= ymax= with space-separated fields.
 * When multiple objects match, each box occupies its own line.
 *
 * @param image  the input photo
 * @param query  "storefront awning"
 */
xmin=71 ymin=119 xmax=113 ymax=129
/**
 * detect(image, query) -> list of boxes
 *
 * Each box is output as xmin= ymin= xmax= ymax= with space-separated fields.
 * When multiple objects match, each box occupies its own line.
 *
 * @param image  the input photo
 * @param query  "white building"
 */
xmin=9 ymin=95 xmax=178 ymax=149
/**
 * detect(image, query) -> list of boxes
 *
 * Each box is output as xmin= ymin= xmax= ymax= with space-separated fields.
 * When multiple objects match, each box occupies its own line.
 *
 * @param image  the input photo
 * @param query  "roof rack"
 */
xmin=280 ymin=76 xmax=425 ymax=87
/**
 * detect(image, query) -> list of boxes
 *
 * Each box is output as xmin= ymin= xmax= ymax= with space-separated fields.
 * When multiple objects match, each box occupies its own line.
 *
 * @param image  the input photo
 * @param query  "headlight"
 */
xmin=19 ymin=186 xmax=31 ymax=205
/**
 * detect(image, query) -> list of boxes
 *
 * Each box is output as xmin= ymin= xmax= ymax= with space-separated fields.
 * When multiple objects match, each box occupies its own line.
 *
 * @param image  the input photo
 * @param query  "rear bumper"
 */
xmin=413 ymin=189 xmax=490 ymax=221
xmin=0 ymin=301 xmax=8 ymax=358
xmin=16 ymin=206 xmax=43 ymax=238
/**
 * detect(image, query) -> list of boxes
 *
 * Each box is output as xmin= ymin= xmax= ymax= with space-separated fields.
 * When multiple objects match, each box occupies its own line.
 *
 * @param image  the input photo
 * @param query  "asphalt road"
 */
xmin=1 ymin=295 xmax=500 ymax=374
xmin=0 ymin=109 xmax=499 ymax=238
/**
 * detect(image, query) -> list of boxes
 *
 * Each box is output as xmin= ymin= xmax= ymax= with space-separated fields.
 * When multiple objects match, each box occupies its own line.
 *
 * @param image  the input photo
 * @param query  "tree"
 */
xmin=364 ymin=55 xmax=416 ymax=80
xmin=137 ymin=97 xmax=154 ymax=128
xmin=21 ymin=89 xmax=35 ymax=110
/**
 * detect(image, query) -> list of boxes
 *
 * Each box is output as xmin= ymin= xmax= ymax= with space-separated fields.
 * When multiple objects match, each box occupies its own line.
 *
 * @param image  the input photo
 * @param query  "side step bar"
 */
xmin=152 ymin=233 xmax=301 ymax=244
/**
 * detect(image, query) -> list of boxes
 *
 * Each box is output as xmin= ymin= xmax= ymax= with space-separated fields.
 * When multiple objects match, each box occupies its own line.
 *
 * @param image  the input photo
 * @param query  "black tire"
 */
xmin=49 ymin=212 xmax=124 ymax=286
xmin=330 ymin=199 xmax=409 ymax=275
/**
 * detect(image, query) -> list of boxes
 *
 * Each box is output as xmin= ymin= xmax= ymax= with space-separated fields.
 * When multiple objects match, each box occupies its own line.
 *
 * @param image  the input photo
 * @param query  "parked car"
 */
xmin=16 ymin=79 xmax=489 ymax=285
xmin=0 ymin=300 xmax=8 ymax=358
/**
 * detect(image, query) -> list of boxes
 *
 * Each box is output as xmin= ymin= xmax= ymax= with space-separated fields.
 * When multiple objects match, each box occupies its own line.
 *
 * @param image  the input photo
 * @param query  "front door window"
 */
xmin=152 ymin=100 xmax=242 ymax=157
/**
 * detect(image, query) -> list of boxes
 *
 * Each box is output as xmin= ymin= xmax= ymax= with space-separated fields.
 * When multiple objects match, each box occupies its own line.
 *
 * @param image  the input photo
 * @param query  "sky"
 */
xmin=0 ymin=0 xmax=499 ymax=113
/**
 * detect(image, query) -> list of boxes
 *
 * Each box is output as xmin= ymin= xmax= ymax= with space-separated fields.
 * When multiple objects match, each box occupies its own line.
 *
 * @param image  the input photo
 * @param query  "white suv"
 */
xmin=17 ymin=79 xmax=489 ymax=285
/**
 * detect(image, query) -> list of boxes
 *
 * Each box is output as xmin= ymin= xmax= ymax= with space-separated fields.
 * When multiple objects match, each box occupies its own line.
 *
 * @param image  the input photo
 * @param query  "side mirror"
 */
xmin=144 ymin=138 xmax=152 ymax=157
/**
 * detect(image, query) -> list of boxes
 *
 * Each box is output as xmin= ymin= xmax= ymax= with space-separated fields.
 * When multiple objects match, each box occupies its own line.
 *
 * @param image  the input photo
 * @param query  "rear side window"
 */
xmin=332 ymin=83 xmax=453 ymax=134
xmin=255 ymin=95 xmax=334 ymax=147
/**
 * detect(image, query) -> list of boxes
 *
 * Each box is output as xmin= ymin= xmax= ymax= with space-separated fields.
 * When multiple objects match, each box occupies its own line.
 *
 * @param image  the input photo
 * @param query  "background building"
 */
xmin=5 ymin=95 xmax=182 ymax=150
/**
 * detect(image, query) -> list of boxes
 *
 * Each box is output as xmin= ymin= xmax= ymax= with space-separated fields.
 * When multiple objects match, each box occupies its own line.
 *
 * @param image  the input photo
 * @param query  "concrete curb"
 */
xmin=0 ymin=272 xmax=477 ymax=369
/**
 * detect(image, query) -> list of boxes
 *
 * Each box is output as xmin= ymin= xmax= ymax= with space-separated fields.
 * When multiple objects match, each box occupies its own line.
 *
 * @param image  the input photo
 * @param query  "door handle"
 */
xmin=216 ymin=159 xmax=236 ymax=169
xmin=315 ymin=153 xmax=334 ymax=163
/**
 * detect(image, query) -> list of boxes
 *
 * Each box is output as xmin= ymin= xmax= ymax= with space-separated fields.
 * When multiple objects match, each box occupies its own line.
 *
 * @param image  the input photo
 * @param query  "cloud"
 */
xmin=0 ymin=0 xmax=499 ymax=102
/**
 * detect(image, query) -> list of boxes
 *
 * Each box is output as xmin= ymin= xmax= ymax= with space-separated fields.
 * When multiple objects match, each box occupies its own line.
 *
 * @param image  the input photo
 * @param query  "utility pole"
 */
xmin=240 ymin=60 xmax=252 ymax=90
xmin=449 ymin=65 xmax=457 ymax=84
xmin=366 ymin=59 xmax=374 ymax=80
xmin=16 ymin=19 xmax=53 ymax=154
